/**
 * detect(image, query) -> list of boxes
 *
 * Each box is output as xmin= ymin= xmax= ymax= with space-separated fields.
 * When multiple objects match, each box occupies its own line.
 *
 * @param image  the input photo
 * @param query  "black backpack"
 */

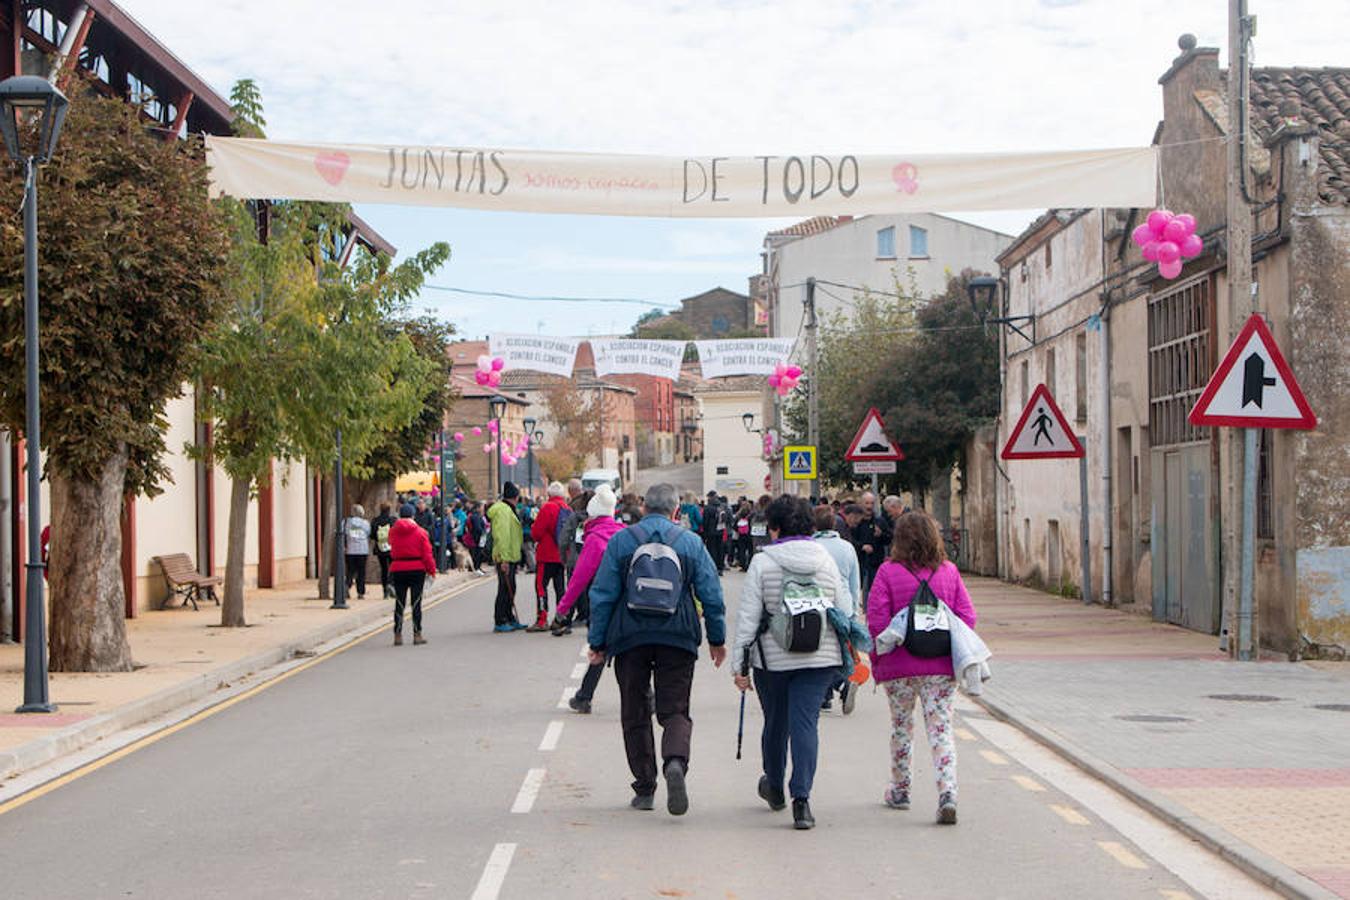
xmin=624 ymin=525 xmax=685 ymax=616
xmin=903 ymin=578 xmax=952 ymax=658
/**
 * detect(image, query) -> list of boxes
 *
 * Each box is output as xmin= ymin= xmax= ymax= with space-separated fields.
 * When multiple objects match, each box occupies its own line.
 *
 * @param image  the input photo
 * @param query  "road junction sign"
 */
xmin=1188 ymin=313 xmax=1316 ymax=430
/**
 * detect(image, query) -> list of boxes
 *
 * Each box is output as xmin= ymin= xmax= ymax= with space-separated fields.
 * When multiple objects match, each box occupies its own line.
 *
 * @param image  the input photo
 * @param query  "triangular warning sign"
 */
xmin=1188 ymin=314 xmax=1316 ymax=430
xmin=844 ymin=407 xmax=904 ymax=461
xmin=1001 ymin=385 xmax=1083 ymax=460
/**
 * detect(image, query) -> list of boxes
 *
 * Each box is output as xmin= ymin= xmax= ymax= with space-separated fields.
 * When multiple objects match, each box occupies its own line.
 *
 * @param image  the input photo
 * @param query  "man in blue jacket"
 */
xmin=587 ymin=483 xmax=727 ymax=816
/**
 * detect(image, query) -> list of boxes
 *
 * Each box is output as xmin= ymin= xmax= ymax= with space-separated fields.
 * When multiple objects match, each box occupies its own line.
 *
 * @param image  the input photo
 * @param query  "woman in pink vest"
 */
xmin=559 ymin=485 xmax=622 ymax=714
xmin=866 ymin=511 xmax=976 ymax=825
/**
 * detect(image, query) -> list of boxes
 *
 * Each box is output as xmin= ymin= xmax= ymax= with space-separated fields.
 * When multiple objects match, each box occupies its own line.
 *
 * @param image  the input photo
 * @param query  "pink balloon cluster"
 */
xmin=767 ymin=363 xmax=803 ymax=397
xmin=474 ymin=354 xmax=505 ymax=387
xmin=1131 ymin=210 xmax=1203 ymax=280
xmin=761 ymin=428 xmax=779 ymax=460
xmin=480 ymin=429 xmax=532 ymax=467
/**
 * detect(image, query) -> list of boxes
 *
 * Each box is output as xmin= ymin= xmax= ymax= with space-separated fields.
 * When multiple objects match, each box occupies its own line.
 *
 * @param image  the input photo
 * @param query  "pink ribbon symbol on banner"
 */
xmin=313 ymin=152 xmax=351 ymax=186
xmin=892 ymin=162 xmax=919 ymax=195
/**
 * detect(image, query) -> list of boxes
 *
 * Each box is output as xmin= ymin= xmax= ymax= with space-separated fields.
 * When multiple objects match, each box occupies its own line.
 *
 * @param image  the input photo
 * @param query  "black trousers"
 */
xmin=535 ymin=561 xmax=565 ymax=616
xmin=376 ymin=551 xmax=392 ymax=592
xmin=344 ymin=554 xmax=368 ymax=597
xmin=494 ymin=562 xmax=519 ymax=626
xmin=614 ymin=644 xmax=697 ymax=796
xmin=390 ymin=570 xmax=425 ymax=633
xmin=574 ymin=660 xmax=605 ymax=703
xmin=703 ymin=534 xmax=724 ymax=572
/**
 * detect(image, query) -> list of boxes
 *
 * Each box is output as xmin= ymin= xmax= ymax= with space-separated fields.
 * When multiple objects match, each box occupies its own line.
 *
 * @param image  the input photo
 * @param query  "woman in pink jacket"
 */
xmin=866 ymin=511 xmax=977 ymax=824
xmin=559 ymin=485 xmax=623 ymax=714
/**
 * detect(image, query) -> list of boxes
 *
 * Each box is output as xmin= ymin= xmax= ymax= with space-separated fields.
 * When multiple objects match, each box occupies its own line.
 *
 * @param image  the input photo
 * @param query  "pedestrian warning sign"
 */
xmin=1188 ymin=314 xmax=1316 ymax=430
xmin=844 ymin=407 xmax=904 ymax=462
xmin=1001 ymin=385 xmax=1084 ymax=460
xmin=783 ymin=445 xmax=817 ymax=480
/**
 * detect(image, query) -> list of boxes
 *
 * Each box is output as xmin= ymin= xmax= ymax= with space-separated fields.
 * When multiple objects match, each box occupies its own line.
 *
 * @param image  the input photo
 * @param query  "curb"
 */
xmin=974 ymin=688 xmax=1339 ymax=900
xmin=0 ymin=575 xmax=474 ymax=784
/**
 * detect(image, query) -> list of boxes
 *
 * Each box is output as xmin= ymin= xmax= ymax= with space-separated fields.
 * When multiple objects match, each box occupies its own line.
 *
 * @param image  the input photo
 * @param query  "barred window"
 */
xmin=1148 ymin=276 xmax=1212 ymax=447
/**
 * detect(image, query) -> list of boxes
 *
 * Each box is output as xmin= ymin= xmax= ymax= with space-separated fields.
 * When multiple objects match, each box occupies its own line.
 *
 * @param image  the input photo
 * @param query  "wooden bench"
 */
xmin=154 ymin=553 xmax=222 ymax=610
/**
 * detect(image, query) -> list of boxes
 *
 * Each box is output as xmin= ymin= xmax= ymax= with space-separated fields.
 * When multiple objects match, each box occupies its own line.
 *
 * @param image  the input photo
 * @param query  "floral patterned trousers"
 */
xmin=883 ymin=675 xmax=958 ymax=800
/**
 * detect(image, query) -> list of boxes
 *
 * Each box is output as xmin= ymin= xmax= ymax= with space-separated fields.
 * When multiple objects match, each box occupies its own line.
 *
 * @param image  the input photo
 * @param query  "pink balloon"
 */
xmin=1147 ymin=209 xmax=1172 ymax=237
xmin=1180 ymin=233 xmax=1204 ymax=258
xmin=1162 ymin=219 xmax=1188 ymax=244
xmin=491 ymin=356 xmax=505 ymax=371
xmin=1141 ymin=241 xmax=1161 ymax=261
xmin=1158 ymin=259 xmax=1183 ymax=279
xmin=487 ymin=419 xmax=498 ymax=432
xmin=476 ymin=354 xmax=493 ymax=372
xmin=472 ymin=426 xmax=482 ymax=436
xmin=487 ymin=371 xmax=502 ymax=387
xmin=767 ymin=373 xmax=782 ymax=387
xmin=785 ymin=365 xmax=802 ymax=379
xmin=775 ymin=383 xmax=791 ymax=397
xmin=453 ymin=432 xmax=464 ymax=442
xmin=1156 ymin=241 xmax=1181 ymax=264
xmin=482 ymin=444 xmax=493 ymax=453
xmin=474 ymin=370 xmax=489 ymax=385
xmin=1174 ymin=213 xmax=1197 ymax=236
xmin=1130 ymin=223 xmax=1154 ymax=248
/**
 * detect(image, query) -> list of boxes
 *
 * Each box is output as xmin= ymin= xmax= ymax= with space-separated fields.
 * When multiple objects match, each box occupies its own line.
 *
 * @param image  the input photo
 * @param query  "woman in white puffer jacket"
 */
xmin=733 ymin=494 xmax=851 ymax=830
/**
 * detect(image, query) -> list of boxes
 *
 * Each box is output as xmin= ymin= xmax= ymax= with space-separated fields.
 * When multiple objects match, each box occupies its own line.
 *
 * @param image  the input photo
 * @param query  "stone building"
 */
xmin=980 ymin=38 xmax=1348 ymax=656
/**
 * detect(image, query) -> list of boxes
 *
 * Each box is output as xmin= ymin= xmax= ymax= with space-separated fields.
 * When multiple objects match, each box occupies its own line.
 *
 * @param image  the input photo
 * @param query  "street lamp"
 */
xmin=966 ymin=275 xmax=1036 ymax=345
xmin=488 ymin=396 xmax=507 ymax=497
xmin=3 ymin=76 xmax=69 ymax=715
xmin=522 ymin=416 xmax=536 ymax=499
xmin=741 ymin=412 xmax=757 ymax=433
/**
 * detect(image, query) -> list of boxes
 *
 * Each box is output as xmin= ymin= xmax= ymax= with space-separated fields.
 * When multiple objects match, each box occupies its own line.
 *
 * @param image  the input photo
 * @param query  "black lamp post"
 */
xmin=966 ymin=275 xmax=1036 ymax=345
xmin=522 ymin=416 xmax=536 ymax=499
xmin=2 ymin=76 xmax=69 ymax=714
xmin=488 ymin=396 xmax=507 ymax=497
xmin=741 ymin=412 xmax=757 ymax=433
xmin=331 ymin=428 xmax=348 ymax=609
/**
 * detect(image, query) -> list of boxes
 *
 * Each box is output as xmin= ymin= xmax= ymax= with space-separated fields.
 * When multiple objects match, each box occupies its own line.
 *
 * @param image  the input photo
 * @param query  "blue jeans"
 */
xmin=753 ymin=666 xmax=837 ymax=801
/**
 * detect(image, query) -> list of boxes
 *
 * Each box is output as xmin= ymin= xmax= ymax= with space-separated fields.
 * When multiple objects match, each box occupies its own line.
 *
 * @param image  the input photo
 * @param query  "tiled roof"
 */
xmin=767 ymin=216 xmax=847 ymax=239
xmin=1248 ymin=67 xmax=1350 ymax=204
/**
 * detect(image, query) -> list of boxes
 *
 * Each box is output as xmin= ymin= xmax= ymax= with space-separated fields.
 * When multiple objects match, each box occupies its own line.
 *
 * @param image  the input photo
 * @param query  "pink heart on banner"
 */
xmin=313 ymin=152 xmax=351 ymax=186
xmin=892 ymin=162 xmax=919 ymax=195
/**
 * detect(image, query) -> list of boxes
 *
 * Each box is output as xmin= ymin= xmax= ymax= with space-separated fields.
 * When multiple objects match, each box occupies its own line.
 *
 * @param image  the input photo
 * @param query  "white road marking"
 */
xmin=1012 ymin=774 xmax=1046 ymax=792
xmin=579 ymin=644 xmax=590 ymax=658
xmin=469 ymin=842 xmax=517 ymax=900
xmin=511 ymin=768 xmax=546 ymax=814
xmin=979 ymin=749 xmax=1009 ymax=765
xmin=1051 ymin=803 xmax=1090 ymax=825
xmin=955 ymin=727 xmax=978 ymax=741
xmin=1098 ymin=841 xmax=1148 ymax=870
xmin=539 ymin=720 xmax=564 ymax=752
xmin=557 ymin=687 xmax=573 ymax=710
xmin=1159 ymin=891 xmax=1195 ymax=900
xmin=570 ymin=662 xmax=588 ymax=680
xmin=955 ymin=698 xmax=1278 ymax=899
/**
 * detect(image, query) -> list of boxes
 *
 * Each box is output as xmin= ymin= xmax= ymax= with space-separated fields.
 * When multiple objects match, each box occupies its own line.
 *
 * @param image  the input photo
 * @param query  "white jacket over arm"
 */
xmin=733 ymin=540 xmax=850 ymax=674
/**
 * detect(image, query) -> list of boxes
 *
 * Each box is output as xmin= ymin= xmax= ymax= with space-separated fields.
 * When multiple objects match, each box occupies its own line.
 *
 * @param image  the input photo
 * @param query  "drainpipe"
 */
xmin=1098 ymin=299 xmax=1114 ymax=607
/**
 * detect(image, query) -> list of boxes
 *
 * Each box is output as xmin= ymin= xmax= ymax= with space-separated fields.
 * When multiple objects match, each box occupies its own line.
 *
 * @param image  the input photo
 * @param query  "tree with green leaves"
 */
xmin=0 ymin=80 xmax=231 ymax=670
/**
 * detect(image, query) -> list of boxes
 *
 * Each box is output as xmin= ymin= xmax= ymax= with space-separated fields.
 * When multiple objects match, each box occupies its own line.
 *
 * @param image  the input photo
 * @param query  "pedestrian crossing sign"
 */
xmin=1001 ymin=384 xmax=1083 ymax=460
xmin=783 ymin=445 xmax=817 ymax=480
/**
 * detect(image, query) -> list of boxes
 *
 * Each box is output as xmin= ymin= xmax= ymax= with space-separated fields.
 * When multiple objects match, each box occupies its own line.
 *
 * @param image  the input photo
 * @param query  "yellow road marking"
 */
xmin=954 ymin=727 xmax=977 ymax=741
xmin=1011 ymin=774 xmax=1045 ymax=792
xmin=1159 ymin=891 xmax=1194 ymax=900
xmin=1097 ymin=841 xmax=1148 ymax=870
xmin=1050 ymin=803 xmax=1089 ymax=825
xmin=978 ymin=749 xmax=1009 ymax=765
xmin=0 ymin=580 xmax=478 ymax=818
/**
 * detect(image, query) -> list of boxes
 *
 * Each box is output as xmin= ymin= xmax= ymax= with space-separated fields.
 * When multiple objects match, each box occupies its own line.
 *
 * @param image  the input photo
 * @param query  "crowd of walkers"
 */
xmin=338 ymin=478 xmax=981 ymax=831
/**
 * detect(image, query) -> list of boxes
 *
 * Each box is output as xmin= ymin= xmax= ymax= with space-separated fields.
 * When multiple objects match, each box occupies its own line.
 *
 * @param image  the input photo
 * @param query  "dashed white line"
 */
xmin=579 ymin=644 xmax=590 ymax=658
xmin=1012 ymin=774 xmax=1046 ymax=792
xmin=1051 ymin=804 xmax=1090 ymax=825
xmin=557 ymin=687 xmax=573 ymax=710
xmin=470 ymin=842 xmax=517 ymax=900
xmin=979 ymin=749 xmax=1009 ymax=766
xmin=511 ymin=768 xmax=546 ymax=814
xmin=570 ymin=662 xmax=588 ymax=680
xmin=539 ymin=720 xmax=565 ymax=752
xmin=954 ymin=727 xmax=978 ymax=741
xmin=1098 ymin=840 xmax=1148 ymax=870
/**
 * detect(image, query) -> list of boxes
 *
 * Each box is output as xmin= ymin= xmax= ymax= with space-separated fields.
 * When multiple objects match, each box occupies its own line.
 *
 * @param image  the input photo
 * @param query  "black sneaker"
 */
xmin=630 ymin=793 xmax=655 ymax=811
xmin=792 ymin=798 xmax=815 ymax=830
xmin=757 ymin=775 xmax=786 ymax=811
xmin=937 ymin=792 xmax=958 ymax=825
xmin=568 ymin=696 xmax=591 ymax=714
xmin=664 ymin=759 xmax=688 ymax=816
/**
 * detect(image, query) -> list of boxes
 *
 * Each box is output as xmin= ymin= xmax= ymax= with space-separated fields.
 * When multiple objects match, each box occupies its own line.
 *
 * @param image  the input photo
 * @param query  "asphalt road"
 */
xmin=0 ymin=572 xmax=1273 ymax=899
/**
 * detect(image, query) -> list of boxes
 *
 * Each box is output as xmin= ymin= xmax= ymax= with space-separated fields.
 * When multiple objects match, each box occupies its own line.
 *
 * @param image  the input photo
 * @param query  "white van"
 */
xmin=580 ymin=468 xmax=622 ymax=493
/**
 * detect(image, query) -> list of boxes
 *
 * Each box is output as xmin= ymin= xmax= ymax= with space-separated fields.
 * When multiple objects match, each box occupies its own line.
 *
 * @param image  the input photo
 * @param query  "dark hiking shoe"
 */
xmin=792 ymin=799 xmax=815 ymax=830
xmin=664 ymin=760 xmax=688 ymax=816
xmin=550 ymin=617 xmax=573 ymax=636
xmin=757 ymin=775 xmax=786 ymax=811
xmin=630 ymin=793 xmax=655 ymax=811
xmin=937 ymin=792 xmax=958 ymax=825
xmin=392 ymin=632 xmax=403 ymax=646
xmin=820 ymin=698 xmax=833 ymax=711
xmin=568 ymin=696 xmax=592 ymax=714
xmin=412 ymin=632 xmax=426 ymax=645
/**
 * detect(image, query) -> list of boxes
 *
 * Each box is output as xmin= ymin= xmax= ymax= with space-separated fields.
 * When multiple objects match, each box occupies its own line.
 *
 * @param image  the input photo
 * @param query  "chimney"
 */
xmin=1159 ymin=33 xmax=1219 ymax=90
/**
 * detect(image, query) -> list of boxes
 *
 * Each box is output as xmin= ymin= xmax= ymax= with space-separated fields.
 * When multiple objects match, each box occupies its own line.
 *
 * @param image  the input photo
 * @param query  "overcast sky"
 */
xmin=121 ymin=0 xmax=1348 ymax=338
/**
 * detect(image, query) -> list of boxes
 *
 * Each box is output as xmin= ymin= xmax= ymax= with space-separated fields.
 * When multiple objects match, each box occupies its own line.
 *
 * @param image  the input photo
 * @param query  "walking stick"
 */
xmin=736 ymin=646 xmax=750 ymax=760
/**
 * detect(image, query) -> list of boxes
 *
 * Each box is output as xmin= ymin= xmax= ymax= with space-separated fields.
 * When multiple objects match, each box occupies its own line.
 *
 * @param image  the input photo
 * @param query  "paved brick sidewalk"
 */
xmin=965 ymin=577 xmax=1350 ymax=899
xmin=0 ymin=572 xmax=473 ymax=779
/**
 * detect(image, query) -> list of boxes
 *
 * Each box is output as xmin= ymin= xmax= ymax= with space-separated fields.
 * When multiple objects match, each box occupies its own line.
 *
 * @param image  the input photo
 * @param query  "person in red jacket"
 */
xmin=388 ymin=503 xmax=436 ymax=646
xmin=527 ymin=481 xmax=570 ymax=632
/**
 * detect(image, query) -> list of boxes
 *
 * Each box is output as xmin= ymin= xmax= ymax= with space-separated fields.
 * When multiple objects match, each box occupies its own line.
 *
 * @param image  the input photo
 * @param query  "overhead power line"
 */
xmin=422 ymin=284 xmax=678 ymax=308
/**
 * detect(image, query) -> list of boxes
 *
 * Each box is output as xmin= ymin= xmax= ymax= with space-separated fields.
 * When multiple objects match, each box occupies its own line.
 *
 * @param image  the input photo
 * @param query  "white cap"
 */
xmin=587 ymin=484 xmax=617 ymax=518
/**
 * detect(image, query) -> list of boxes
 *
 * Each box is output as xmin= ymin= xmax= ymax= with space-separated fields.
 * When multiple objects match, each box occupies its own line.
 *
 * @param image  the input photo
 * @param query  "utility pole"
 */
xmin=805 ymin=277 xmax=819 ymax=498
xmin=331 ymin=428 xmax=347 ymax=609
xmin=1223 ymin=0 xmax=1255 ymax=657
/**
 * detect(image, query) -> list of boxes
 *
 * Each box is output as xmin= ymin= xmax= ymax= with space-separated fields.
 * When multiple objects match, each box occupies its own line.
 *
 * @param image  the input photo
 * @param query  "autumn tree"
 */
xmin=0 ymin=80 xmax=230 ymax=670
xmin=534 ymin=378 xmax=602 ymax=481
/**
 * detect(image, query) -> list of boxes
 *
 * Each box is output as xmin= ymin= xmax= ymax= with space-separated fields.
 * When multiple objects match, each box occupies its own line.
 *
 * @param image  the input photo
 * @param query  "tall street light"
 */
xmin=522 ymin=416 xmax=536 ymax=500
xmin=489 ymin=395 xmax=507 ymax=498
xmin=2 ymin=76 xmax=69 ymax=714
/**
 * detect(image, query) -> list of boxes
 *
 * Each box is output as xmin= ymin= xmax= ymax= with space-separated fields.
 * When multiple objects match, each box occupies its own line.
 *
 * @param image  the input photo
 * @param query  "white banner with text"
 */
xmin=205 ymin=137 xmax=1158 ymax=216
xmin=488 ymin=334 xmax=581 ymax=377
xmin=590 ymin=339 xmax=687 ymax=380
xmin=694 ymin=338 xmax=797 ymax=378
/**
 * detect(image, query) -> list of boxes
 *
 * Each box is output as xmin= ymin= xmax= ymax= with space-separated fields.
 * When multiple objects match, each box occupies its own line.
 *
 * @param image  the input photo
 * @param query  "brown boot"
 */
xmin=393 ymin=632 xmax=403 ymax=646
xmin=413 ymin=632 xmax=426 ymax=645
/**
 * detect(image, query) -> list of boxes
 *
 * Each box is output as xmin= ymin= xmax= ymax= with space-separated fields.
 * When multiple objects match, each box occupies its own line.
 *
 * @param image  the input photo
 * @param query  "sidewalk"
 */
xmin=966 ymin=577 xmax=1349 ymax=899
xmin=0 ymin=572 xmax=472 ymax=781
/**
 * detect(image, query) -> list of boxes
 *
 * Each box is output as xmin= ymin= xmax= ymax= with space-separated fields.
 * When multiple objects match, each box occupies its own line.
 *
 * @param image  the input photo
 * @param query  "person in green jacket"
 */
xmin=489 ymin=481 xmax=526 ymax=632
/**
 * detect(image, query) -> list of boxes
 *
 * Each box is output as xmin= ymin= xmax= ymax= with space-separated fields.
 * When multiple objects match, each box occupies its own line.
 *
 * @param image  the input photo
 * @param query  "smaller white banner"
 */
xmin=590 ymin=339 xmax=686 ymax=380
xmin=853 ymin=460 xmax=897 ymax=474
xmin=489 ymin=334 xmax=581 ymax=377
xmin=694 ymin=338 xmax=796 ymax=378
